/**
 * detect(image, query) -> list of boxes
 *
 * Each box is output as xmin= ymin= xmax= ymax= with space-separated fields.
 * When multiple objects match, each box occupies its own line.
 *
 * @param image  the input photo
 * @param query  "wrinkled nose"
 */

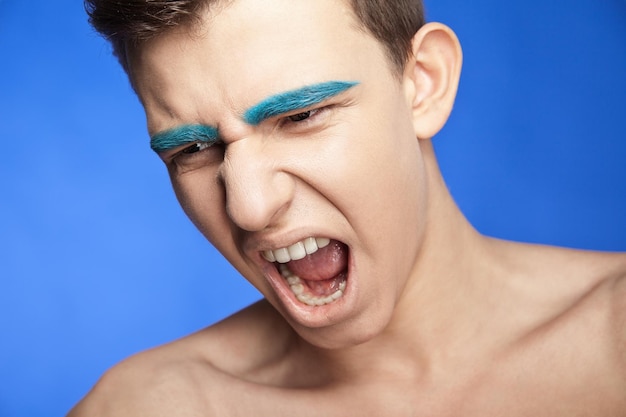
xmin=218 ymin=139 xmax=293 ymax=232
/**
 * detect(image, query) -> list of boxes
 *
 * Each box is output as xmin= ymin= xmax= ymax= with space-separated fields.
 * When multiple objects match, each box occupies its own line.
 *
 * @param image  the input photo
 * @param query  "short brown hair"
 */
xmin=85 ymin=0 xmax=425 ymax=74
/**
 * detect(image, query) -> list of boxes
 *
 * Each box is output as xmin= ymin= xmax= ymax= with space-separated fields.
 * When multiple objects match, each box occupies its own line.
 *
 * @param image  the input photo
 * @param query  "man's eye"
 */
xmin=287 ymin=110 xmax=314 ymax=122
xmin=278 ymin=107 xmax=328 ymax=130
xmin=169 ymin=140 xmax=224 ymax=174
xmin=181 ymin=142 xmax=212 ymax=154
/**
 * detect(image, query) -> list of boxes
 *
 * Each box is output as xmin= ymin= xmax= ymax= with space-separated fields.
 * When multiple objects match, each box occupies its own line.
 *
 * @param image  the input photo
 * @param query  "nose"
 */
xmin=218 ymin=138 xmax=294 ymax=232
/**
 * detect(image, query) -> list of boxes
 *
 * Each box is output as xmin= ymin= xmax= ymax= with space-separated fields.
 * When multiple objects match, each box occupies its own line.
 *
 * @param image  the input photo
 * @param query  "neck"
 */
xmin=311 ymin=141 xmax=512 ymax=382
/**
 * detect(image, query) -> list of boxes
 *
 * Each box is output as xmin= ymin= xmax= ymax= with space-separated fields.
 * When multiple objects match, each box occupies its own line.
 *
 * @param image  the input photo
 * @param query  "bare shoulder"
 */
xmin=575 ymin=249 xmax=626 ymax=310
xmin=608 ymin=263 xmax=626 ymax=374
xmin=497 ymin=241 xmax=626 ymax=349
xmin=566 ymin=250 xmax=626 ymax=382
xmin=553 ymin=248 xmax=626 ymax=324
xmin=67 ymin=346 xmax=216 ymax=417
xmin=67 ymin=299 xmax=293 ymax=417
xmin=488 ymin=244 xmax=626 ymax=410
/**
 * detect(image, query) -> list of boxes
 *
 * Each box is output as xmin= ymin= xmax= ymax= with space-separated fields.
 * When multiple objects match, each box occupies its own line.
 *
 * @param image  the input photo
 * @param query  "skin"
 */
xmin=68 ymin=0 xmax=626 ymax=415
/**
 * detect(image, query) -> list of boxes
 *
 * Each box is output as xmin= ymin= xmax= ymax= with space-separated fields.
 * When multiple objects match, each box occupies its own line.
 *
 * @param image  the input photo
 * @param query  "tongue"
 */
xmin=287 ymin=240 xmax=348 ymax=281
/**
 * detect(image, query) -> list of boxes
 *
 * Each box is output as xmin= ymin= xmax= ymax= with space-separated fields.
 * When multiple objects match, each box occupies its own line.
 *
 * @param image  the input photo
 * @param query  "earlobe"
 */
xmin=403 ymin=22 xmax=463 ymax=140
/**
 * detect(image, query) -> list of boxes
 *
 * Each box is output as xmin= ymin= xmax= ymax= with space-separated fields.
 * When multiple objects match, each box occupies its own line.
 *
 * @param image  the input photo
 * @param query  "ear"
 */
xmin=403 ymin=23 xmax=463 ymax=139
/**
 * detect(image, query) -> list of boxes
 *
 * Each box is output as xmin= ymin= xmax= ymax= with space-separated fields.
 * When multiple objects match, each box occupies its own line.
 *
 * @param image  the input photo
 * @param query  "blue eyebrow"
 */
xmin=243 ymin=80 xmax=359 ymax=125
xmin=150 ymin=124 xmax=219 ymax=153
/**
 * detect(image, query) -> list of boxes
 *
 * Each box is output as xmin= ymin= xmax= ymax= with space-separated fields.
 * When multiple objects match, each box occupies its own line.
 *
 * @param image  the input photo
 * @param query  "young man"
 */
xmin=69 ymin=0 xmax=626 ymax=415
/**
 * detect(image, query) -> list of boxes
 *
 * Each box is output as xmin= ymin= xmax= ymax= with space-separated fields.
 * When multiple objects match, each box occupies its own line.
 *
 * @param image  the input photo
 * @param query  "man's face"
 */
xmin=131 ymin=0 xmax=429 ymax=348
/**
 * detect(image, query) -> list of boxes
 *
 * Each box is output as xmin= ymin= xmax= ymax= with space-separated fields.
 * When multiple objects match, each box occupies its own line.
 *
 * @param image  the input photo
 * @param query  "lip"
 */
xmin=257 ymin=237 xmax=356 ymax=329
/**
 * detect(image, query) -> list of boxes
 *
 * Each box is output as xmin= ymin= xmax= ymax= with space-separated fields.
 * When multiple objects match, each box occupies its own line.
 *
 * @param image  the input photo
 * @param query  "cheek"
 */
xmin=172 ymin=173 xmax=268 ymax=287
xmin=171 ymin=171 xmax=233 ymax=250
xmin=317 ymin=107 xmax=425 ymax=228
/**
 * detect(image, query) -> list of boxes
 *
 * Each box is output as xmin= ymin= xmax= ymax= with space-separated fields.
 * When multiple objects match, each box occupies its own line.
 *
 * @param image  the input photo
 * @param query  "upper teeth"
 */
xmin=262 ymin=237 xmax=330 ymax=263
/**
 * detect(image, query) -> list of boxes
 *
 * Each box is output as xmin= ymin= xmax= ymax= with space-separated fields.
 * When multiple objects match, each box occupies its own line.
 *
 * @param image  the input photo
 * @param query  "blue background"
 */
xmin=1 ymin=0 xmax=624 ymax=415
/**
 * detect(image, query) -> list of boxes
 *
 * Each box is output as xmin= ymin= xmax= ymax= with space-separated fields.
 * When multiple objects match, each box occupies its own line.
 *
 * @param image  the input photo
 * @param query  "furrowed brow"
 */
xmin=243 ymin=81 xmax=359 ymax=126
xmin=150 ymin=124 xmax=219 ymax=153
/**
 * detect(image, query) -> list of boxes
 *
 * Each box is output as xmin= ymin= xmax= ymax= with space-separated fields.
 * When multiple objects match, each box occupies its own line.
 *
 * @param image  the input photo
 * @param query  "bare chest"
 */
xmin=211 ymin=354 xmax=625 ymax=417
xmin=213 ymin=340 xmax=625 ymax=417
xmin=212 ymin=376 xmax=624 ymax=417
xmin=206 ymin=294 xmax=626 ymax=416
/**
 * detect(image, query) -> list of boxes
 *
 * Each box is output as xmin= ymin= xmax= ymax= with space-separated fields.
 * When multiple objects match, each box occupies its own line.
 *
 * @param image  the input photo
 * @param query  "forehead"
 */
xmin=129 ymin=0 xmax=392 ymax=133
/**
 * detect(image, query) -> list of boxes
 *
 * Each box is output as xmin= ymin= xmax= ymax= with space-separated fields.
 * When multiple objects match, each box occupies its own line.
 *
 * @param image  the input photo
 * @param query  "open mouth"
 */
xmin=262 ymin=238 xmax=348 ymax=307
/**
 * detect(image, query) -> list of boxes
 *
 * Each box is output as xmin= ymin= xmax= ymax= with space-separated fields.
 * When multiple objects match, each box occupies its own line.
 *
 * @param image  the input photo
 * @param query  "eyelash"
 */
xmin=280 ymin=106 xmax=328 ymax=128
xmin=181 ymin=141 xmax=215 ymax=155
xmin=169 ymin=140 xmax=222 ymax=165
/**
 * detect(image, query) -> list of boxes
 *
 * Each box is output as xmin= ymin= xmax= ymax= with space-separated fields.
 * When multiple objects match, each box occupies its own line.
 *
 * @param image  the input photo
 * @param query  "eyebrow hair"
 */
xmin=243 ymin=80 xmax=359 ymax=126
xmin=150 ymin=124 xmax=219 ymax=153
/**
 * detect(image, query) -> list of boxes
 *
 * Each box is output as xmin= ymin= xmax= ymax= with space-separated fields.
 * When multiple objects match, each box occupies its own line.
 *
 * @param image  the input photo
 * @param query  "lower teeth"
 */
xmin=279 ymin=264 xmax=346 ymax=306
